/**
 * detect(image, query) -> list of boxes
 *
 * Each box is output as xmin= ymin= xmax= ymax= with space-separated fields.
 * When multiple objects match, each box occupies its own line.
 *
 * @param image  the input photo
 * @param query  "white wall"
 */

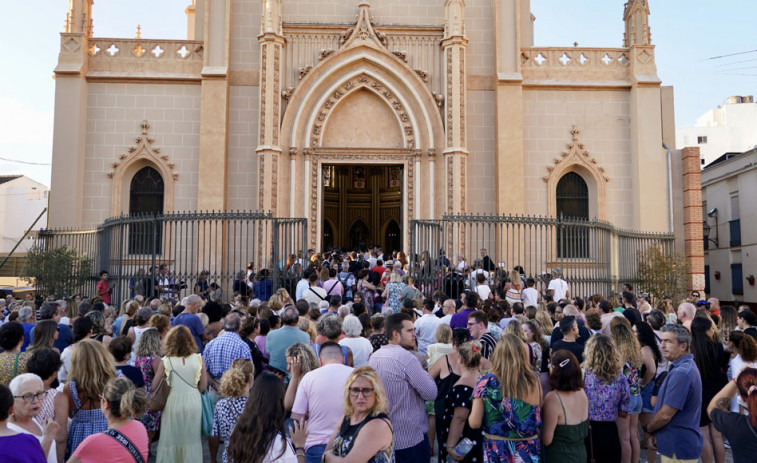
xmin=0 ymin=177 xmax=49 ymax=253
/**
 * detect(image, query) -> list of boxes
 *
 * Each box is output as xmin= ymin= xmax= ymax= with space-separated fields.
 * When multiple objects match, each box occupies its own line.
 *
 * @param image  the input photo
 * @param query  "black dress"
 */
xmin=698 ymin=341 xmax=729 ymax=427
xmin=439 ymin=384 xmax=483 ymax=463
xmin=435 ymin=355 xmax=461 ymax=454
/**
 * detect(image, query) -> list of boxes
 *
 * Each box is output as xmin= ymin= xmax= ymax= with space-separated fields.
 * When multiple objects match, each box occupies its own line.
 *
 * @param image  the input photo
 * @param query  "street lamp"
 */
xmin=703 ymin=208 xmax=719 ymax=248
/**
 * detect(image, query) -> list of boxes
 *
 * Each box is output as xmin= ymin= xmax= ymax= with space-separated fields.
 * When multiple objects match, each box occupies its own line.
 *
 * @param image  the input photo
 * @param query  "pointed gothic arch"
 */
xmin=545 ymin=126 xmax=609 ymax=221
xmin=109 ymin=120 xmax=176 ymax=216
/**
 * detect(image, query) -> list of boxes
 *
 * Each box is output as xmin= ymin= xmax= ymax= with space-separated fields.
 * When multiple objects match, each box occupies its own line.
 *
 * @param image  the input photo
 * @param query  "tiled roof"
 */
xmin=0 ymin=175 xmax=23 ymax=185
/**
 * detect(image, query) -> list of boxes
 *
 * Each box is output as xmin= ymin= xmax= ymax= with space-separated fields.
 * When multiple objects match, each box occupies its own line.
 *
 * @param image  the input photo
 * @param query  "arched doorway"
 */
xmin=128 ymin=166 xmax=164 ymax=254
xmin=556 ymin=172 xmax=589 ymax=258
xmin=384 ymin=219 xmax=401 ymax=255
xmin=348 ymin=219 xmax=370 ymax=251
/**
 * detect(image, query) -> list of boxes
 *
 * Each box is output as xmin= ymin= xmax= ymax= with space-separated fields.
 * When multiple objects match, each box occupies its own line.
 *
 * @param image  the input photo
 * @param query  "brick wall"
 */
xmin=682 ymin=146 xmax=705 ymax=291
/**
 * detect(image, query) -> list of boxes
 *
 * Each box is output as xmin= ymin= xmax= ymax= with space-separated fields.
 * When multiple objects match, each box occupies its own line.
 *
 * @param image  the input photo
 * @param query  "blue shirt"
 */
xmin=20 ymin=323 xmax=34 ymax=352
xmin=203 ymin=331 xmax=252 ymax=378
xmin=54 ymin=323 xmax=73 ymax=352
xmin=653 ymin=353 xmax=703 ymax=459
xmin=173 ymin=312 xmax=205 ymax=353
xmin=265 ymin=325 xmax=310 ymax=373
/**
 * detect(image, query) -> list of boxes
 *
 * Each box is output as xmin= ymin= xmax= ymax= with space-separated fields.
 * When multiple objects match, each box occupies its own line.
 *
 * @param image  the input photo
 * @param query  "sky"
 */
xmin=1 ymin=0 xmax=755 ymax=188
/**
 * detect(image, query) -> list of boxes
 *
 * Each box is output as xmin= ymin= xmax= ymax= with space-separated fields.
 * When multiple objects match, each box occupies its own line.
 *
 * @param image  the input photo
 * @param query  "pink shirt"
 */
xmin=292 ymin=363 xmax=354 ymax=448
xmin=73 ymin=420 xmax=149 ymax=462
xmin=322 ymin=279 xmax=343 ymax=297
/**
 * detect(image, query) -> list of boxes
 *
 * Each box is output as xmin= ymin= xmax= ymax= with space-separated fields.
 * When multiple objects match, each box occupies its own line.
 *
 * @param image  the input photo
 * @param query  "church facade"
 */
xmin=49 ymin=0 xmax=697 ymax=260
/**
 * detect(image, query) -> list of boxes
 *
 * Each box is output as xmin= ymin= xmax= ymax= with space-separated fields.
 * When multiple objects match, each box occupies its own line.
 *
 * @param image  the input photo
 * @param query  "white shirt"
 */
xmin=339 ymin=337 xmax=374 ymax=367
xmin=469 ymin=269 xmax=490 ymax=288
xmin=440 ymin=314 xmax=453 ymax=325
xmin=548 ymin=277 xmax=569 ymax=302
xmin=475 ymin=284 xmax=491 ymax=301
xmin=415 ymin=314 xmax=444 ymax=355
xmin=8 ymin=418 xmax=57 ymax=463
xmin=301 ymin=286 xmax=328 ymax=306
xmin=263 ymin=434 xmax=297 ymax=463
xmin=295 ymin=279 xmax=310 ymax=301
xmin=521 ymin=287 xmax=539 ymax=306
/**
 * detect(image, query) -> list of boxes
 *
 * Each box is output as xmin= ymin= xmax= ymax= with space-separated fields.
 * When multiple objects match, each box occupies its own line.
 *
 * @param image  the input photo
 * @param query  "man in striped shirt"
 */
xmin=369 ymin=312 xmax=437 ymax=463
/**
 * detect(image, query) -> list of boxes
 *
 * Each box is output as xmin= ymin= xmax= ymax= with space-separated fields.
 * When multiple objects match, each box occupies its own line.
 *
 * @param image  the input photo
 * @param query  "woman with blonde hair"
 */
xmin=212 ymin=359 xmax=254 ymax=463
xmin=148 ymin=314 xmax=171 ymax=338
xmin=68 ymin=377 xmax=149 ymax=462
xmin=53 ymin=339 xmax=117 ymax=461
xmin=381 ymin=272 xmax=406 ymax=314
xmin=610 ymin=320 xmax=643 ymax=463
xmin=534 ymin=310 xmax=553 ymax=340
xmin=426 ymin=324 xmax=454 ymax=367
xmin=440 ymin=342 xmax=484 ymax=463
xmin=114 ymin=300 xmax=139 ymax=337
xmin=284 ymin=343 xmax=320 ymax=412
xmin=583 ymin=334 xmax=630 ymax=463
xmin=469 ymin=334 xmax=542 ymax=463
xmin=505 ymin=270 xmax=523 ymax=305
xmin=155 ymin=325 xmax=208 ymax=462
xmin=134 ymin=328 xmax=165 ymax=444
xmin=323 ymin=366 xmax=394 ymax=463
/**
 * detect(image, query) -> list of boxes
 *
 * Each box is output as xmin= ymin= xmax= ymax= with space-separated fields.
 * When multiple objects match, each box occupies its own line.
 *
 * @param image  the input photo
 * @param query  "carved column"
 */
xmin=256 ymin=0 xmax=285 ymax=216
xmin=428 ymin=149 xmax=436 ymax=218
xmin=49 ymin=1 xmax=93 ymax=227
xmin=441 ymin=0 xmax=468 ymax=215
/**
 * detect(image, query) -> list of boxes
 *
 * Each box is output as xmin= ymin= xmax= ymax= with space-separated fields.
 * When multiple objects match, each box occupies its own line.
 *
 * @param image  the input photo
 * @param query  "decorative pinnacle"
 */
xmin=570 ymin=125 xmax=580 ymax=142
xmin=136 ymin=25 xmax=141 ymax=39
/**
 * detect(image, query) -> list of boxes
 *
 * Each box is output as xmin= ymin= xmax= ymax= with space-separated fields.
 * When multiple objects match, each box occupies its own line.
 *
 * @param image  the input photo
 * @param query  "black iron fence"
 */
xmin=409 ymin=214 xmax=675 ymax=301
xmin=37 ymin=211 xmax=307 ymax=303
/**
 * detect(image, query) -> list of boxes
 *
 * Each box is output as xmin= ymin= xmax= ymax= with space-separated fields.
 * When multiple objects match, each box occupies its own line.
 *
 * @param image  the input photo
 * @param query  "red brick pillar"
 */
xmin=682 ymin=147 xmax=705 ymax=292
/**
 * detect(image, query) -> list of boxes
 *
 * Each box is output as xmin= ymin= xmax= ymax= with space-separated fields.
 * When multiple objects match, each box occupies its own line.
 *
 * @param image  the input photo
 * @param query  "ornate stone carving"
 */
xmin=258 ymin=153 xmax=265 ymax=210
xmin=460 ymin=157 xmax=466 ymax=212
xmin=433 ymin=92 xmax=444 ymax=107
xmin=447 ymin=156 xmax=454 ymax=213
xmin=273 ymin=45 xmax=281 ymax=145
xmin=340 ymin=3 xmax=388 ymax=50
xmin=281 ymin=87 xmax=294 ymax=100
xmin=271 ymin=154 xmax=279 ymax=214
xmin=318 ymin=48 xmax=335 ymax=61
xmin=446 ymin=48 xmax=453 ymax=147
xmin=260 ymin=46 xmax=267 ymax=145
xmin=309 ymin=73 xmax=416 ymax=149
xmin=289 ymin=147 xmax=297 ymax=157
xmin=543 ymin=126 xmax=610 ymax=183
xmin=444 ymin=0 xmax=465 ymax=38
xmin=298 ymin=65 xmax=313 ymax=80
xmin=415 ymin=69 xmax=429 ymax=83
xmin=427 ymin=148 xmax=436 ymax=157
xmin=459 ymin=49 xmax=465 ymax=146
xmin=392 ymin=50 xmax=408 ymax=63
xmin=107 ymin=120 xmax=178 ymax=180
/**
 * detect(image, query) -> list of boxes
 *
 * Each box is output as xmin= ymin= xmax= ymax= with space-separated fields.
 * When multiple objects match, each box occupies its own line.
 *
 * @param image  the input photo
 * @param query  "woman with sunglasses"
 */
xmin=323 ymin=366 xmax=394 ymax=463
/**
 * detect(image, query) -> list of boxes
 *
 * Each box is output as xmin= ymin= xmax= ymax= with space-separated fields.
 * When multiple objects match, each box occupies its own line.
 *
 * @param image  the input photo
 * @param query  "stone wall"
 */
xmin=522 ymin=89 xmax=633 ymax=228
xmin=84 ymin=82 xmax=201 ymax=225
xmin=227 ymin=86 xmax=260 ymax=211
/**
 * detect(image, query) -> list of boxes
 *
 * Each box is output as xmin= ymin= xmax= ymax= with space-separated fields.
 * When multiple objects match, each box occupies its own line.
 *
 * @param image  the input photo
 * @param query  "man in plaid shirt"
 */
xmin=203 ymin=312 xmax=252 ymax=381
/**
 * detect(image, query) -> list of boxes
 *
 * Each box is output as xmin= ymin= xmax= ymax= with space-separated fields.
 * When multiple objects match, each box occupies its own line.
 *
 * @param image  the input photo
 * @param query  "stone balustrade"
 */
xmin=86 ymin=38 xmax=204 ymax=80
xmin=520 ymin=47 xmax=635 ymax=85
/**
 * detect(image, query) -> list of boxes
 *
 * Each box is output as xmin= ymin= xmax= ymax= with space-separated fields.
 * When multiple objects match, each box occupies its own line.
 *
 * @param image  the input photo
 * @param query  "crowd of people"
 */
xmin=0 ymin=246 xmax=756 ymax=463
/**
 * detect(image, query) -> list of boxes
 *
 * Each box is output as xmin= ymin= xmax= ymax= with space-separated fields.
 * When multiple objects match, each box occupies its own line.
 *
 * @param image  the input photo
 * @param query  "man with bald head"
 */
xmin=677 ymin=302 xmax=696 ymax=331
xmin=172 ymin=294 xmax=207 ymax=352
xmin=707 ymin=297 xmax=720 ymax=318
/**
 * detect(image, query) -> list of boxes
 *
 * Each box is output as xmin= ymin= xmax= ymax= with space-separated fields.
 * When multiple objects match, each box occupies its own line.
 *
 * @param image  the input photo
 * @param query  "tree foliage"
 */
xmin=636 ymin=246 xmax=689 ymax=304
xmin=21 ymin=245 xmax=93 ymax=298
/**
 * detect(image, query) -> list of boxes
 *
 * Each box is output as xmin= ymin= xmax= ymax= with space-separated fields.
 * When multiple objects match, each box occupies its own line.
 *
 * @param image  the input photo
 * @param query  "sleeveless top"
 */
xmin=333 ymin=413 xmax=394 ymax=463
xmin=67 ymin=380 xmax=108 ymax=457
xmin=434 ymin=355 xmax=462 ymax=418
xmin=506 ymin=287 xmax=522 ymax=305
xmin=544 ymin=391 xmax=589 ymax=463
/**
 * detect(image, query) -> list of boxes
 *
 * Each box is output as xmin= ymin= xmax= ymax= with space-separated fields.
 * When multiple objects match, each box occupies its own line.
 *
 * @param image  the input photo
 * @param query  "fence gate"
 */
xmin=409 ymin=214 xmax=675 ymax=301
xmin=37 ymin=211 xmax=307 ymax=301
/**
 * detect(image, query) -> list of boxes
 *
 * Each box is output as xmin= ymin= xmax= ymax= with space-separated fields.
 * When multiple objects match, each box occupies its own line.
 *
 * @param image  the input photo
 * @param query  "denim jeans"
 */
xmin=395 ymin=434 xmax=430 ymax=463
xmin=305 ymin=444 xmax=327 ymax=463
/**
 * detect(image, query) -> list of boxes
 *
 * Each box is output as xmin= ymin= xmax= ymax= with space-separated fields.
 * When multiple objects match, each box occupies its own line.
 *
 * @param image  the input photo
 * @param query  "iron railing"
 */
xmin=409 ymin=214 xmax=675 ymax=301
xmin=36 ymin=211 xmax=307 ymax=302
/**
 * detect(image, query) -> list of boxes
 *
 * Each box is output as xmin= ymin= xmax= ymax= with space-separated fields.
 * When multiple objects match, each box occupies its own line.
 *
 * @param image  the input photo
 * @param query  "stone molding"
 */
xmin=109 ymin=120 xmax=176 ymax=216
xmin=85 ymin=39 xmax=204 ymax=81
xmin=545 ymin=126 xmax=609 ymax=221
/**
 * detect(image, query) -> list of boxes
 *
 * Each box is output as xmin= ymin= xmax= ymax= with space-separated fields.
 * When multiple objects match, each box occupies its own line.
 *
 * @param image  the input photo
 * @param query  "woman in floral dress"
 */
xmin=469 ymin=334 xmax=542 ymax=463
xmin=133 ymin=328 xmax=164 ymax=445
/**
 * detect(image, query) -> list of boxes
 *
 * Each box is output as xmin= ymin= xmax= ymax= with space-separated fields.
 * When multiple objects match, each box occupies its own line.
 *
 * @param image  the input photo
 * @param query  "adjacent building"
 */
xmin=701 ymin=148 xmax=756 ymax=304
xmin=0 ymin=175 xmax=49 ymax=254
xmin=677 ymin=95 xmax=757 ymax=169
